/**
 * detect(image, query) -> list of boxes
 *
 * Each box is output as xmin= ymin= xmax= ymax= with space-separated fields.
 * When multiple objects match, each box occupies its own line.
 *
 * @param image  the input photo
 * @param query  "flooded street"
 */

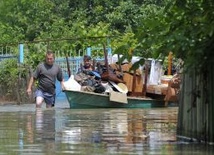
xmin=0 ymin=99 xmax=213 ymax=154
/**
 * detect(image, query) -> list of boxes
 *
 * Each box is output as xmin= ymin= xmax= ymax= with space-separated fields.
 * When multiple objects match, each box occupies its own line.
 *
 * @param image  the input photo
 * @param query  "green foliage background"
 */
xmin=0 ymin=0 xmax=213 ymax=102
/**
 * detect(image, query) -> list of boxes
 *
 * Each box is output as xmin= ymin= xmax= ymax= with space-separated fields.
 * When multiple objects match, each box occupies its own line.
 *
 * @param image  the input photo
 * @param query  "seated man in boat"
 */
xmin=75 ymin=55 xmax=94 ymax=83
xmin=74 ymin=55 xmax=105 ymax=93
xmin=79 ymin=55 xmax=93 ymax=73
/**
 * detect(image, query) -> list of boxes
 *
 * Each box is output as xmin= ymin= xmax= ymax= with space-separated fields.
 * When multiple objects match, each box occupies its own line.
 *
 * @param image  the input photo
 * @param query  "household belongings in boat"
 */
xmin=145 ymin=58 xmax=181 ymax=104
xmin=64 ymin=61 xmax=143 ymax=104
xmin=64 ymin=56 xmax=180 ymax=105
xmin=62 ymin=71 xmax=176 ymax=109
xmin=146 ymin=59 xmax=167 ymax=95
xmin=64 ymin=69 xmax=129 ymax=104
xmin=69 ymin=61 xmax=143 ymax=96
xmin=146 ymin=73 xmax=181 ymax=106
xmin=164 ymin=73 xmax=181 ymax=104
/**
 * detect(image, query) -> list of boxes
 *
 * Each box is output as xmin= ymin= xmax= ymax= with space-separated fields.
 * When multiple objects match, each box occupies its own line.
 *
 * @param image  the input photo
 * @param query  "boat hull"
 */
xmin=64 ymin=90 xmax=166 ymax=109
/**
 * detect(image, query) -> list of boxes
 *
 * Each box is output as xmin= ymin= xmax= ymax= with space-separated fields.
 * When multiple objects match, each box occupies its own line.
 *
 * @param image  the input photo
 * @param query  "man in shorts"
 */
xmin=27 ymin=50 xmax=64 ymax=108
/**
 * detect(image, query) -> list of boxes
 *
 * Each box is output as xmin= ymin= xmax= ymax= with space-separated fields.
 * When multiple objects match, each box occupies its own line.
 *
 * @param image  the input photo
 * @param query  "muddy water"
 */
xmin=0 ymin=100 xmax=213 ymax=155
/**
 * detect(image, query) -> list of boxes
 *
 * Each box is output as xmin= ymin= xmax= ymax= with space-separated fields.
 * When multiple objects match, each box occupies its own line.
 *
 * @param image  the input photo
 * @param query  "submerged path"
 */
xmin=0 ymin=99 xmax=213 ymax=154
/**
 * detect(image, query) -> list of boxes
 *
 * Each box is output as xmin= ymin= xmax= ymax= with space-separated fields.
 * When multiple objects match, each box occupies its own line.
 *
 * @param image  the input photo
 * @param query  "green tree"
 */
xmin=134 ymin=0 xmax=214 ymax=71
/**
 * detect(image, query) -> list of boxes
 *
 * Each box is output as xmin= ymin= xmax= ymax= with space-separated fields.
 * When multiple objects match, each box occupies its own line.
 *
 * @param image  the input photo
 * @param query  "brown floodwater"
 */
xmin=0 ymin=99 xmax=213 ymax=155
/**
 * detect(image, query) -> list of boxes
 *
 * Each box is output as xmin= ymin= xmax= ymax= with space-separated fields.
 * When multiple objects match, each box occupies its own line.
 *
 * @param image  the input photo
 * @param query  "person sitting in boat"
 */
xmin=79 ymin=55 xmax=93 ymax=73
xmin=75 ymin=55 xmax=94 ymax=84
xmin=77 ymin=55 xmax=101 ymax=79
xmin=74 ymin=55 xmax=105 ymax=93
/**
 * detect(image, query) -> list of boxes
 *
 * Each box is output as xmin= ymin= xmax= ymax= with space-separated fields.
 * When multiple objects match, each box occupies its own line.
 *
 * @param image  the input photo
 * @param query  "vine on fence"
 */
xmin=0 ymin=59 xmax=32 ymax=104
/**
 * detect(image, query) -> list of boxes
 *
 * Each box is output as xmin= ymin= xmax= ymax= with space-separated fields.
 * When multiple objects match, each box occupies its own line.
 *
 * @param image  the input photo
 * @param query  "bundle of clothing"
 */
xmin=74 ymin=70 xmax=106 ymax=93
xmin=74 ymin=61 xmax=126 ymax=94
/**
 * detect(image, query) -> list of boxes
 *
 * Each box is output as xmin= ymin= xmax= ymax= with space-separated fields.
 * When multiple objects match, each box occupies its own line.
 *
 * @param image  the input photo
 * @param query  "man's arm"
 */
xmin=57 ymin=66 xmax=65 ymax=90
xmin=27 ymin=77 xmax=35 ymax=95
xmin=60 ymin=79 xmax=65 ymax=91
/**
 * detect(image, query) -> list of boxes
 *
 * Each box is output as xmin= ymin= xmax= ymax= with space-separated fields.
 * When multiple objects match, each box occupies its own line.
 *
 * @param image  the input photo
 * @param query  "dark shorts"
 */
xmin=35 ymin=89 xmax=55 ymax=107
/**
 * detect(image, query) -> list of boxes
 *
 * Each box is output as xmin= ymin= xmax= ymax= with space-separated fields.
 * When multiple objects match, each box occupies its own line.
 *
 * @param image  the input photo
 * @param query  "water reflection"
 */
xmin=35 ymin=109 xmax=56 ymax=152
xmin=26 ymin=115 xmax=34 ymax=143
xmin=35 ymin=109 xmax=56 ymax=139
xmin=59 ymin=108 xmax=178 ymax=154
xmin=0 ymin=104 xmax=213 ymax=154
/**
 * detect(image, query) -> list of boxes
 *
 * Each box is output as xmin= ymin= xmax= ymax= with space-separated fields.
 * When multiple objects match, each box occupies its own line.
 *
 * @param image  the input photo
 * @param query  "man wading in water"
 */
xmin=27 ymin=51 xmax=65 ymax=108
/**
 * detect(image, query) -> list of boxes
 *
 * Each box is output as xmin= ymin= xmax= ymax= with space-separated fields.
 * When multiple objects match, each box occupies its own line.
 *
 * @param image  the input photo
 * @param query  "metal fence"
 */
xmin=0 ymin=46 xmax=16 ymax=61
xmin=0 ymin=46 xmax=107 ymax=76
xmin=55 ymin=57 xmax=83 ymax=77
xmin=55 ymin=56 xmax=106 ymax=78
xmin=0 ymin=43 xmax=111 ymax=102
